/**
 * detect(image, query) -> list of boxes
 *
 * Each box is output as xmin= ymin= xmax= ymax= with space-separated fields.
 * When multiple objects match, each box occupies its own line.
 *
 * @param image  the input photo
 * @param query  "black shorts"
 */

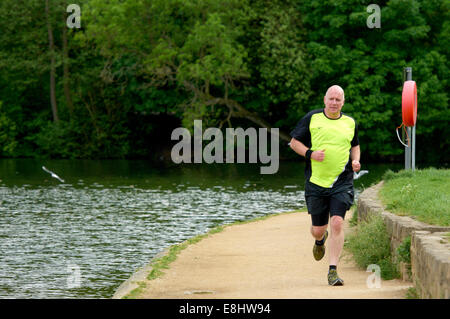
xmin=305 ymin=181 xmax=354 ymax=227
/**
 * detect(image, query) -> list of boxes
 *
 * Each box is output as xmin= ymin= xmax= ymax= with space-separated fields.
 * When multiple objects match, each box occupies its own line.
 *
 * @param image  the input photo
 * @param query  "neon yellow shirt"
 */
xmin=290 ymin=109 xmax=359 ymax=188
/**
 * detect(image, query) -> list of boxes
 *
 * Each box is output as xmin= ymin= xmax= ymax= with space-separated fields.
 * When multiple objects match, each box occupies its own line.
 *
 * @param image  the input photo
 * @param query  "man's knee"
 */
xmin=311 ymin=225 xmax=327 ymax=238
xmin=330 ymin=215 xmax=344 ymax=233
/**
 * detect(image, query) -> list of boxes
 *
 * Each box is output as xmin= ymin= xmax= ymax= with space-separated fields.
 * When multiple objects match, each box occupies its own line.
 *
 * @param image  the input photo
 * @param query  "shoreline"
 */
xmin=112 ymin=211 xmax=298 ymax=299
xmin=112 ymin=248 xmax=170 ymax=299
xmin=113 ymin=209 xmax=411 ymax=299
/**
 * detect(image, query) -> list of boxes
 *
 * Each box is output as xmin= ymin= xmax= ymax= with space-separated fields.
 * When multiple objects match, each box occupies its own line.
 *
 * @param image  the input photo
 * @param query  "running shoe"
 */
xmin=312 ymin=230 xmax=328 ymax=261
xmin=328 ymin=269 xmax=344 ymax=286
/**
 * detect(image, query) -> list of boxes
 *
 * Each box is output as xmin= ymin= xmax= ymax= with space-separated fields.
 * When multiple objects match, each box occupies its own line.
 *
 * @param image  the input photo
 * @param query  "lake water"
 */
xmin=0 ymin=159 xmax=401 ymax=298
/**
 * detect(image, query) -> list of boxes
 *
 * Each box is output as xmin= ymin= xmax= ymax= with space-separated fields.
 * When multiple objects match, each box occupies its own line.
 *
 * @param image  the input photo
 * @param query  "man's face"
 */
xmin=324 ymin=89 xmax=345 ymax=118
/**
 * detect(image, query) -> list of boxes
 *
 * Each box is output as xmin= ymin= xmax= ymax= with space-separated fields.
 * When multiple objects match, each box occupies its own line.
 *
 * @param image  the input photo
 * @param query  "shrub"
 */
xmin=397 ymin=236 xmax=411 ymax=264
xmin=345 ymin=214 xmax=400 ymax=280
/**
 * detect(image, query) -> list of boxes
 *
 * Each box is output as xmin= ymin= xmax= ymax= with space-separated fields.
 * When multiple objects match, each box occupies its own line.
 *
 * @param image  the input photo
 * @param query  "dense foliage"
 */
xmin=0 ymin=0 xmax=448 ymax=162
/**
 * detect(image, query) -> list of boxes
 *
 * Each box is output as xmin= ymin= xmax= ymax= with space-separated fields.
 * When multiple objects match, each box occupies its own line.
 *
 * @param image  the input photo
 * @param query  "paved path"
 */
xmin=131 ymin=211 xmax=412 ymax=299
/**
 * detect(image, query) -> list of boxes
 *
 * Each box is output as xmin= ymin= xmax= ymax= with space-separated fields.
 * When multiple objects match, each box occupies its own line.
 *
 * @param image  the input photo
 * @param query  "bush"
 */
xmin=397 ymin=236 xmax=411 ymax=264
xmin=0 ymin=101 xmax=18 ymax=156
xmin=345 ymin=214 xmax=400 ymax=280
xmin=382 ymin=169 xmax=397 ymax=181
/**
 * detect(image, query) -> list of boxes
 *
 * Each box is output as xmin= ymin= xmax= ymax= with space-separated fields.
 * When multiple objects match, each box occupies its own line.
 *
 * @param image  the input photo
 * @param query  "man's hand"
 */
xmin=311 ymin=149 xmax=325 ymax=162
xmin=352 ymin=160 xmax=361 ymax=172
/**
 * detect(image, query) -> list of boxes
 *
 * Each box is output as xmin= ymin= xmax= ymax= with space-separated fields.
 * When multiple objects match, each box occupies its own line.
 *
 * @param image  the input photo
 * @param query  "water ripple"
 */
xmin=0 ymin=184 xmax=305 ymax=298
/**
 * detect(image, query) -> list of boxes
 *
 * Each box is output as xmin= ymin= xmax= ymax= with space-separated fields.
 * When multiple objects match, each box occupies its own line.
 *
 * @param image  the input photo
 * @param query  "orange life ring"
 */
xmin=402 ymin=80 xmax=417 ymax=127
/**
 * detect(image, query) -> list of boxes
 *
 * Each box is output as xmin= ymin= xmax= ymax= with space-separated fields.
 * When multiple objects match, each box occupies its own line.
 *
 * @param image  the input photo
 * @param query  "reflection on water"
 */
xmin=0 ymin=159 xmax=399 ymax=298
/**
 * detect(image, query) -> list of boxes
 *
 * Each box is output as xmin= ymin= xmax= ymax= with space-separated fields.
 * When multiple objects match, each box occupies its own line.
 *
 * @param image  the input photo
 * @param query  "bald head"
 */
xmin=323 ymin=85 xmax=345 ymax=119
xmin=325 ymin=85 xmax=345 ymax=100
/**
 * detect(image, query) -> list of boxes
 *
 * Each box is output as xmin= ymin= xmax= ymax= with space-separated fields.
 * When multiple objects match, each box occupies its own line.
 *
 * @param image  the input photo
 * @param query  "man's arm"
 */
xmin=290 ymin=138 xmax=325 ymax=162
xmin=351 ymin=145 xmax=361 ymax=172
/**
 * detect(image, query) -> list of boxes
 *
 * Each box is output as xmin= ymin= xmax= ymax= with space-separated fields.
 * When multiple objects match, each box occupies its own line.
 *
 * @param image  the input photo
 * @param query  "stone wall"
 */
xmin=411 ymin=231 xmax=450 ymax=299
xmin=357 ymin=182 xmax=450 ymax=299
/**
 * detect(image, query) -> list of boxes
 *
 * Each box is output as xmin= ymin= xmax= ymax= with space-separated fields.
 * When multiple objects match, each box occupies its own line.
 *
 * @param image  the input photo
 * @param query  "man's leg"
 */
xmin=328 ymin=189 xmax=352 ymax=268
xmin=310 ymin=213 xmax=329 ymax=261
xmin=305 ymin=185 xmax=330 ymax=261
xmin=306 ymin=193 xmax=329 ymax=241
xmin=328 ymin=215 xmax=344 ymax=266
xmin=327 ymin=198 xmax=348 ymax=286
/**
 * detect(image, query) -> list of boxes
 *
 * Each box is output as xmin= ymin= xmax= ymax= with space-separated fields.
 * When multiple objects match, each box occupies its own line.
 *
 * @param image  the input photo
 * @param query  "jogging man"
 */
xmin=289 ymin=85 xmax=361 ymax=286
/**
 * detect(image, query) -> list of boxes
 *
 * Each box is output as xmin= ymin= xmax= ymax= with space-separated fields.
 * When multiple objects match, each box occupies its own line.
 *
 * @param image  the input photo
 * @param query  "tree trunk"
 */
xmin=45 ymin=0 xmax=59 ymax=122
xmin=182 ymin=81 xmax=292 ymax=143
xmin=218 ymin=97 xmax=292 ymax=143
xmin=62 ymin=10 xmax=74 ymax=115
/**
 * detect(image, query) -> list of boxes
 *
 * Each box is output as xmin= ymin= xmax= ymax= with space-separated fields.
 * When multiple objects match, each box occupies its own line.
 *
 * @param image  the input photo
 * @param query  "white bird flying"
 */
xmin=353 ymin=170 xmax=369 ymax=180
xmin=42 ymin=166 xmax=65 ymax=183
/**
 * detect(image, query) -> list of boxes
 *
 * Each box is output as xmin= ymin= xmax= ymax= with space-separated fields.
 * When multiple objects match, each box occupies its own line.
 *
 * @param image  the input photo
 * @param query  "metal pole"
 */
xmin=412 ymin=125 xmax=416 ymax=170
xmin=405 ymin=127 xmax=411 ymax=169
xmin=404 ymin=67 xmax=412 ymax=170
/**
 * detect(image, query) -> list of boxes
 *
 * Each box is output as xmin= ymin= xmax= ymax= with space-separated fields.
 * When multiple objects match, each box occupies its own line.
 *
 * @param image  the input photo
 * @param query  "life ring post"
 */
xmin=402 ymin=67 xmax=416 ymax=171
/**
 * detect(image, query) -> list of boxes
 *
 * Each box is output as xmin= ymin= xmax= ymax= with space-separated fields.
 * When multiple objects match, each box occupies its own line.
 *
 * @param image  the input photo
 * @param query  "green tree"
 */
xmin=298 ymin=0 xmax=449 ymax=162
xmin=0 ymin=0 xmax=447 ymax=162
xmin=0 ymin=102 xmax=18 ymax=156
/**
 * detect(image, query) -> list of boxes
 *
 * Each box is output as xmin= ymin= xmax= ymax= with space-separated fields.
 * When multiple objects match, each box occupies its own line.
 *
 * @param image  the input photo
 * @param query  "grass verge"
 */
xmin=345 ymin=214 xmax=400 ymax=280
xmin=121 ymin=210 xmax=301 ymax=299
xmin=379 ymin=168 xmax=450 ymax=226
